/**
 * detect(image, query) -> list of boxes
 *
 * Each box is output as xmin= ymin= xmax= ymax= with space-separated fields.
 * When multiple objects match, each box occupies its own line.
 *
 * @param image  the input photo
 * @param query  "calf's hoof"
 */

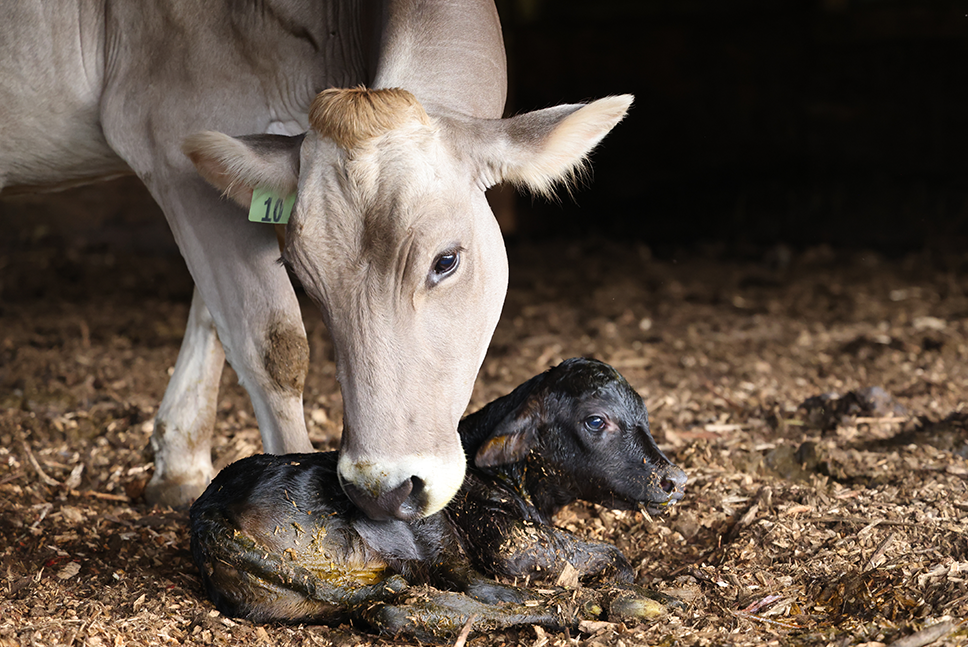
xmin=605 ymin=585 xmax=685 ymax=620
xmin=608 ymin=592 xmax=667 ymax=620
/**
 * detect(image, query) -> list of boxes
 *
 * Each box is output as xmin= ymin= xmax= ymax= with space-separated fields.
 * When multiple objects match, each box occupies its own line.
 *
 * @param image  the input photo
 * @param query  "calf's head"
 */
xmin=184 ymin=88 xmax=632 ymax=521
xmin=474 ymin=358 xmax=687 ymax=515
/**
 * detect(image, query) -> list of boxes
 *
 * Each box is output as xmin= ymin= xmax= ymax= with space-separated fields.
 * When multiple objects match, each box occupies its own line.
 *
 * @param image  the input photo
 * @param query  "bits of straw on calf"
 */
xmin=189 ymin=357 xmax=687 ymax=639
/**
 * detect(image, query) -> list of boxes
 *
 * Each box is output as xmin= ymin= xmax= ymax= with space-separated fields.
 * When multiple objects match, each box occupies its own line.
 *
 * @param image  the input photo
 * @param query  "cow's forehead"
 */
xmin=302 ymin=116 xmax=459 ymax=205
xmin=289 ymin=125 xmax=476 ymax=285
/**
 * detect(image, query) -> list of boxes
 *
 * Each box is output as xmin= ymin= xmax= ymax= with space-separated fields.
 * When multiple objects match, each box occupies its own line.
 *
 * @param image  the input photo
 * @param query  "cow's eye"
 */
xmin=584 ymin=415 xmax=607 ymax=432
xmin=431 ymin=251 xmax=460 ymax=280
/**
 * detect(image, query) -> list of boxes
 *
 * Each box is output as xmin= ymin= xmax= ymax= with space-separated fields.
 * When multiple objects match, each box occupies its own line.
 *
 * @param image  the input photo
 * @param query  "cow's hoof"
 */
xmin=145 ymin=473 xmax=210 ymax=508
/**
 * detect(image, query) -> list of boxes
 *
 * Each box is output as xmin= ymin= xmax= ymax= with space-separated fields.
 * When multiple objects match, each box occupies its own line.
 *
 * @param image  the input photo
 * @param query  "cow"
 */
xmin=189 ymin=358 xmax=686 ymax=639
xmin=0 ymin=0 xmax=632 ymax=518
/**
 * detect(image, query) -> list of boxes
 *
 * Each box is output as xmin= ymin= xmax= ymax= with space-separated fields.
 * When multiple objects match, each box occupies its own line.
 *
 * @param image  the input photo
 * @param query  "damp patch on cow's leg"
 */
xmin=263 ymin=317 xmax=309 ymax=397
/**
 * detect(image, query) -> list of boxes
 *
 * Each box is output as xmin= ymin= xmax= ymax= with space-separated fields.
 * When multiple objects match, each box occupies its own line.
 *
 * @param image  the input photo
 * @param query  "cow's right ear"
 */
xmin=474 ymin=396 xmax=541 ymax=468
xmin=182 ymin=132 xmax=304 ymax=207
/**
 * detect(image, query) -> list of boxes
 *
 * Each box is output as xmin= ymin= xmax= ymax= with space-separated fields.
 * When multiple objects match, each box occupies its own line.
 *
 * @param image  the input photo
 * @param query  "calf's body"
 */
xmin=190 ymin=358 xmax=686 ymax=638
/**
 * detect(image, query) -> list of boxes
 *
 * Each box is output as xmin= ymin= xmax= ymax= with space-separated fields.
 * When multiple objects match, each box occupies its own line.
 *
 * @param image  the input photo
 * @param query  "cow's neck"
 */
xmin=370 ymin=0 xmax=507 ymax=119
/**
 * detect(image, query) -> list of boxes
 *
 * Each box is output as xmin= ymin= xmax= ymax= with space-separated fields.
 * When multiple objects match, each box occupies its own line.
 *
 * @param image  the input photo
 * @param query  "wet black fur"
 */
xmin=190 ymin=357 xmax=686 ymax=622
xmin=448 ymin=357 xmax=686 ymax=583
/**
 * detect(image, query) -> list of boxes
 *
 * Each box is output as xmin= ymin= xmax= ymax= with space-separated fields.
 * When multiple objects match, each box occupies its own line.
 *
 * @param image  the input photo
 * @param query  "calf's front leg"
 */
xmin=362 ymin=588 xmax=575 ymax=641
xmin=471 ymin=517 xmax=636 ymax=585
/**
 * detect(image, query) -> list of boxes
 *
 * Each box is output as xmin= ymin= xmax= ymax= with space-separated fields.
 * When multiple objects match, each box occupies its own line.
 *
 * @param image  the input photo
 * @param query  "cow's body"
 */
xmin=1 ymin=1 xmax=630 ymax=517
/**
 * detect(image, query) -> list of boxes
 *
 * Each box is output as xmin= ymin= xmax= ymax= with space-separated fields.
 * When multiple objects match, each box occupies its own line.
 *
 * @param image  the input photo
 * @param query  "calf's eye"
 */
xmin=583 ymin=415 xmax=607 ymax=432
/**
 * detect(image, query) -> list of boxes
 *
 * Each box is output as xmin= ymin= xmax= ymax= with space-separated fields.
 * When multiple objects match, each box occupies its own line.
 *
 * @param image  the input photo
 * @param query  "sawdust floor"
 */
xmin=1 ymin=228 xmax=967 ymax=646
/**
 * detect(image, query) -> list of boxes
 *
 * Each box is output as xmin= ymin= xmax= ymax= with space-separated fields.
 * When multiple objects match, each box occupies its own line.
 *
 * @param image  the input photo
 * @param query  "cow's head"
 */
xmin=184 ymin=87 xmax=632 ymax=521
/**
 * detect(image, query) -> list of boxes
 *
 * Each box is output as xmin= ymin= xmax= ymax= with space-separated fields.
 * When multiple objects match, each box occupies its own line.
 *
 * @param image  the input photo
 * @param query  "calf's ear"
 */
xmin=182 ymin=132 xmax=304 ymax=207
xmin=474 ymin=398 xmax=541 ymax=468
xmin=476 ymin=95 xmax=633 ymax=197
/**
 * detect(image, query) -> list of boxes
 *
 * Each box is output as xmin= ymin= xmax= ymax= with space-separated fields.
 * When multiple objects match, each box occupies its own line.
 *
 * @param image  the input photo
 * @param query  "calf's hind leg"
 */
xmin=192 ymin=512 xmax=409 ymax=623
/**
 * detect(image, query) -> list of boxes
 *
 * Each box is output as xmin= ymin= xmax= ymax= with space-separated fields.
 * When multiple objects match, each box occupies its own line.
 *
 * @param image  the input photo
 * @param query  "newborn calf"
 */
xmin=448 ymin=357 xmax=686 ymax=584
xmin=190 ymin=358 xmax=686 ymax=638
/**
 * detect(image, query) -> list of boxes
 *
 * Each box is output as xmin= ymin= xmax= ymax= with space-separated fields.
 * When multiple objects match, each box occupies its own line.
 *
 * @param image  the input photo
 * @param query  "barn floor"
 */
xmin=1 ymin=194 xmax=967 ymax=645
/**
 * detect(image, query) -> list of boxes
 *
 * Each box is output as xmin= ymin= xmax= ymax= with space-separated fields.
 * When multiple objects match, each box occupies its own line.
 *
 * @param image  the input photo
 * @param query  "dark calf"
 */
xmin=449 ymin=357 xmax=686 ymax=584
xmin=189 ymin=358 xmax=686 ymax=639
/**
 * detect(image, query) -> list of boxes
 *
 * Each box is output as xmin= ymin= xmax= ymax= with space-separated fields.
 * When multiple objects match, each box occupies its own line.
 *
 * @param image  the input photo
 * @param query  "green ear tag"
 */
xmin=248 ymin=187 xmax=295 ymax=225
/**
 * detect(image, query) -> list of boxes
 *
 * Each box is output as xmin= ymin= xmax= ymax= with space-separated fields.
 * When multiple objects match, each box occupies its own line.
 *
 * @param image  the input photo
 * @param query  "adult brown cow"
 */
xmin=0 ymin=0 xmax=631 ymax=519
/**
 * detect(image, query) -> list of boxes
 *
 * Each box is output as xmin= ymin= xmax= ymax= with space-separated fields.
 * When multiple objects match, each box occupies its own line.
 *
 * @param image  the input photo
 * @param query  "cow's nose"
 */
xmin=337 ymin=448 xmax=466 ymax=521
xmin=341 ymin=476 xmax=427 ymax=522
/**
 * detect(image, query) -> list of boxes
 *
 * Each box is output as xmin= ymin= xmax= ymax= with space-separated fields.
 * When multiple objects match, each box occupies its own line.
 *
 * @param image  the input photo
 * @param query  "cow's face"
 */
xmin=184 ymin=88 xmax=631 ymax=520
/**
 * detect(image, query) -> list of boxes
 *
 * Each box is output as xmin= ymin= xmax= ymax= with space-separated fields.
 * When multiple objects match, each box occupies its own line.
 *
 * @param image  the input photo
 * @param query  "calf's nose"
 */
xmin=657 ymin=463 xmax=688 ymax=504
xmin=342 ymin=476 xmax=426 ymax=522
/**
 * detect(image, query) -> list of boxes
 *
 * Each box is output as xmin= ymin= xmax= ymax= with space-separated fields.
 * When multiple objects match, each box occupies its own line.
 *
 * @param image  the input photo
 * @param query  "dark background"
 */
xmin=1 ymin=0 xmax=965 ymax=257
xmin=498 ymin=0 xmax=967 ymax=254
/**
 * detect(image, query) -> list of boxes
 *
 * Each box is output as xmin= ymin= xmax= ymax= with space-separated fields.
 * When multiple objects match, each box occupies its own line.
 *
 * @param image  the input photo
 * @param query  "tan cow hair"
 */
xmin=308 ymin=87 xmax=431 ymax=150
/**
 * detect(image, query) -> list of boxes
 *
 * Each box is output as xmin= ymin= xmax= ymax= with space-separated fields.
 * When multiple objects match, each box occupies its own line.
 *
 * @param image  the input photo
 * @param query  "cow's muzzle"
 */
xmin=337 ymin=451 xmax=466 ymax=521
xmin=342 ymin=476 xmax=426 ymax=522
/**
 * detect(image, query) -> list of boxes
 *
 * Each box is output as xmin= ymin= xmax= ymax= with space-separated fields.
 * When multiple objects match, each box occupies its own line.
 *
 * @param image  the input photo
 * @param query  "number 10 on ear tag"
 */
xmin=248 ymin=188 xmax=295 ymax=225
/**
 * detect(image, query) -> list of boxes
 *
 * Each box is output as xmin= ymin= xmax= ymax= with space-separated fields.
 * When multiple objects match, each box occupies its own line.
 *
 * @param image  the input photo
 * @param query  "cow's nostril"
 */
xmin=342 ymin=476 xmax=427 ymax=521
xmin=660 ymin=477 xmax=675 ymax=494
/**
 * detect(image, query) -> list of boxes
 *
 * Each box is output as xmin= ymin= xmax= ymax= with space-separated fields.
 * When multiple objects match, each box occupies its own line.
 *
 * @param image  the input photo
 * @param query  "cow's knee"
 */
xmin=221 ymin=311 xmax=312 ymax=455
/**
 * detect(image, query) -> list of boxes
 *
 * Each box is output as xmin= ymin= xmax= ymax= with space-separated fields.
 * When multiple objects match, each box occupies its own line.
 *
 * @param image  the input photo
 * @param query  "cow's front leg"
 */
xmin=144 ymin=177 xmax=313 ymax=506
xmin=146 ymin=288 xmax=224 ymax=507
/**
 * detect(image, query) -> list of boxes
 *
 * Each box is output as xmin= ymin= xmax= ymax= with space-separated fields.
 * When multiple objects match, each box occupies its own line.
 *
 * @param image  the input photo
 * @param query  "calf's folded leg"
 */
xmin=192 ymin=514 xmax=407 ymax=624
xmin=466 ymin=515 xmax=636 ymax=584
xmin=362 ymin=588 xmax=573 ymax=641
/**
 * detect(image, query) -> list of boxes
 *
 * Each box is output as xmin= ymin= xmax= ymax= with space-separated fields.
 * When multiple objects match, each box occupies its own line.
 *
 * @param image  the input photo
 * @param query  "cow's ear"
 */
xmin=182 ymin=132 xmax=304 ymax=207
xmin=474 ymin=397 xmax=541 ymax=468
xmin=477 ymin=95 xmax=632 ymax=197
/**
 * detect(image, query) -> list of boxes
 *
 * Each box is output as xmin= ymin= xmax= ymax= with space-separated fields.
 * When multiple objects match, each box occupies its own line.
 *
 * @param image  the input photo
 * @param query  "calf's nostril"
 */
xmin=655 ymin=465 xmax=688 ymax=501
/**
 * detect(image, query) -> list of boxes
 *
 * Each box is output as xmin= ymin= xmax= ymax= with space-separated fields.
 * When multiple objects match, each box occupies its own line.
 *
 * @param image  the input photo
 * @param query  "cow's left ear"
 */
xmin=182 ymin=132 xmax=304 ymax=207
xmin=474 ymin=397 xmax=541 ymax=468
xmin=474 ymin=95 xmax=633 ymax=197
